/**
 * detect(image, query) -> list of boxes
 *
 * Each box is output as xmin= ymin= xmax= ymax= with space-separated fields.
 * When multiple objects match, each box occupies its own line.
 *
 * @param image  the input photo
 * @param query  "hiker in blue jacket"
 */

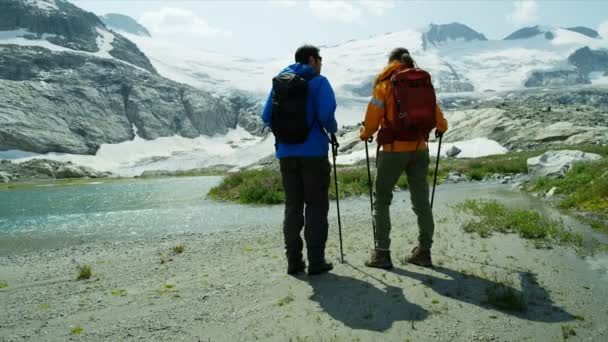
xmin=262 ymin=45 xmax=338 ymax=276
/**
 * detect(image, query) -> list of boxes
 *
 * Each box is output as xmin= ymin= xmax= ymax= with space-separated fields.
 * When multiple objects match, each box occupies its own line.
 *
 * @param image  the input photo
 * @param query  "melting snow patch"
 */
xmin=429 ymin=137 xmax=508 ymax=159
xmin=5 ymin=127 xmax=274 ymax=177
xmin=23 ymin=0 xmax=58 ymax=11
xmin=94 ymin=28 xmax=115 ymax=58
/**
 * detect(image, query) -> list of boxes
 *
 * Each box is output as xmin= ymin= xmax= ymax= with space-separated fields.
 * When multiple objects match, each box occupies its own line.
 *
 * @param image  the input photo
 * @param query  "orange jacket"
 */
xmin=359 ymin=61 xmax=448 ymax=152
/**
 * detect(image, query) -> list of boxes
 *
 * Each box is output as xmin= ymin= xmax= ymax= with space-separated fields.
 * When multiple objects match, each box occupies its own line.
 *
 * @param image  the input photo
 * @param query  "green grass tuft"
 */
xmin=525 ymin=158 xmax=608 ymax=230
xmin=0 ymin=283 xmax=8 ymax=289
xmin=455 ymin=199 xmax=583 ymax=250
xmin=172 ymin=244 xmax=185 ymax=254
xmin=208 ymin=169 xmax=284 ymax=204
xmin=70 ymin=326 xmax=84 ymax=335
xmin=207 ymin=167 xmax=408 ymax=205
xmin=561 ymin=324 xmax=576 ymax=340
xmin=77 ymin=265 xmax=92 ymax=280
xmin=277 ymin=295 xmax=294 ymax=306
xmin=111 ymin=289 xmax=127 ymax=297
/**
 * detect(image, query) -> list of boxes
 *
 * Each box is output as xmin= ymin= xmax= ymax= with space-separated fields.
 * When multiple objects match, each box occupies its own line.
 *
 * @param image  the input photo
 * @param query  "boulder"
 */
xmin=445 ymin=145 xmax=462 ymax=157
xmin=445 ymin=171 xmax=466 ymax=183
xmin=50 ymin=165 xmax=86 ymax=179
xmin=527 ymin=150 xmax=602 ymax=179
xmin=20 ymin=159 xmax=55 ymax=177
xmin=0 ymin=171 xmax=10 ymax=183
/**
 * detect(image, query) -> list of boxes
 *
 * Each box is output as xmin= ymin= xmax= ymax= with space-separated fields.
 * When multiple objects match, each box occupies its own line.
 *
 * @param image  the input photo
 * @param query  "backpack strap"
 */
xmin=307 ymin=74 xmax=327 ymax=136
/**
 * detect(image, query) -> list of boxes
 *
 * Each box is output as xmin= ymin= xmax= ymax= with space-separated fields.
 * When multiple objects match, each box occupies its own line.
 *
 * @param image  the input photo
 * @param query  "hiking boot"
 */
xmin=287 ymin=260 xmax=306 ymax=275
xmin=364 ymin=249 xmax=394 ymax=269
xmin=307 ymin=260 xmax=333 ymax=276
xmin=404 ymin=246 xmax=432 ymax=267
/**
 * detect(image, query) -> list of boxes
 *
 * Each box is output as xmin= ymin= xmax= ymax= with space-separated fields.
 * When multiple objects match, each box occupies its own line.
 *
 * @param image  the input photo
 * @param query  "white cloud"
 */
xmin=140 ymin=7 xmax=232 ymax=38
xmin=359 ymin=0 xmax=396 ymax=16
xmin=507 ymin=1 xmax=539 ymax=25
xmin=308 ymin=1 xmax=362 ymax=23
xmin=599 ymin=20 xmax=608 ymax=39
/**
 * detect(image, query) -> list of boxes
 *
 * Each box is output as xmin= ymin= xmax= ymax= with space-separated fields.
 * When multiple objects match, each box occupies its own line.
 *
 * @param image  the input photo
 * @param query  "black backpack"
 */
xmin=271 ymin=72 xmax=317 ymax=144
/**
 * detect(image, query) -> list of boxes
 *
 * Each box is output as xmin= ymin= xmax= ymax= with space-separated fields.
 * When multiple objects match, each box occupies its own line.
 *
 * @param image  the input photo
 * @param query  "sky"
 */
xmin=71 ymin=0 xmax=608 ymax=59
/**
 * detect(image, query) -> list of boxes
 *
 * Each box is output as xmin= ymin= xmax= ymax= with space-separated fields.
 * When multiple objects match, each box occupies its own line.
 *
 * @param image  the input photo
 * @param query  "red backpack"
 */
xmin=377 ymin=68 xmax=437 ymax=146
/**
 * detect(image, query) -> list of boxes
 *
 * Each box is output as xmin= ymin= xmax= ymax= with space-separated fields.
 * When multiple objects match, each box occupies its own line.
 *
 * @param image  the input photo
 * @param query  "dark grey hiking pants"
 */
xmin=279 ymin=156 xmax=330 ymax=264
xmin=373 ymin=150 xmax=435 ymax=250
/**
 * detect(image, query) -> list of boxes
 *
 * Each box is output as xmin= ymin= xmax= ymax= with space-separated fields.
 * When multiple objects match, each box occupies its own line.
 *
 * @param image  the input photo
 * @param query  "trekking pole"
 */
xmin=430 ymin=133 xmax=443 ymax=209
xmin=364 ymin=138 xmax=377 ymax=248
xmin=330 ymin=133 xmax=344 ymax=263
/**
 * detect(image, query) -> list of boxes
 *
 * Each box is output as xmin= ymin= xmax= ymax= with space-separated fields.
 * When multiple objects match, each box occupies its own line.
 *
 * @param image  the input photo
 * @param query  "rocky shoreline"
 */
xmin=0 ymin=159 xmax=111 ymax=183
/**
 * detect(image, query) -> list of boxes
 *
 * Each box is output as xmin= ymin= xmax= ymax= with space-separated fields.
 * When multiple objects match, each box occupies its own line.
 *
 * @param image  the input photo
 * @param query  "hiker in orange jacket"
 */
xmin=360 ymin=47 xmax=448 ymax=269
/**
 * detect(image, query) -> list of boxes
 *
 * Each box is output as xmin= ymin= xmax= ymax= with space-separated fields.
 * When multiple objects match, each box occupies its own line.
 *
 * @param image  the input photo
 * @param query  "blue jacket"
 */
xmin=262 ymin=63 xmax=338 ymax=158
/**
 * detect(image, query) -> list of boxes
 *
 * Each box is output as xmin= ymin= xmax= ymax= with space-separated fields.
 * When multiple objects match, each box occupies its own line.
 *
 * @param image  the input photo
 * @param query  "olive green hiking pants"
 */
xmin=373 ymin=150 xmax=435 ymax=250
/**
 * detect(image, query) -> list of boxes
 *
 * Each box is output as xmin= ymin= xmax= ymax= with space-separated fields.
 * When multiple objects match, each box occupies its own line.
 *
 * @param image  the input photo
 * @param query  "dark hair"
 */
xmin=388 ymin=47 xmax=415 ymax=68
xmin=295 ymin=45 xmax=320 ymax=64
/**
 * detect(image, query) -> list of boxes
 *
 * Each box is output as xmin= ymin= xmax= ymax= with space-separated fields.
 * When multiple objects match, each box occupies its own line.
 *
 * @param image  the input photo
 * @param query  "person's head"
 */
xmin=388 ymin=47 xmax=415 ymax=68
xmin=295 ymin=45 xmax=322 ymax=73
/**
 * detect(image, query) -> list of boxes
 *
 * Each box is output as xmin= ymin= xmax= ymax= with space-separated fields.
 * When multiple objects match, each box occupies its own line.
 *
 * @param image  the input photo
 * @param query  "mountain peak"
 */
xmin=101 ymin=13 xmax=151 ymax=37
xmin=422 ymin=22 xmax=487 ymax=49
xmin=503 ymin=25 xmax=555 ymax=40
xmin=0 ymin=0 xmax=156 ymax=73
xmin=564 ymin=26 xmax=600 ymax=39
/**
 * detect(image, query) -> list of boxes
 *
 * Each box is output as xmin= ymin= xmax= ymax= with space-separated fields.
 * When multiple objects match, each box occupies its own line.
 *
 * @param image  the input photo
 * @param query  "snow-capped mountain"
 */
xmin=422 ymin=22 xmax=487 ymax=49
xmin=0 ymin=0 xmax=264 ymax=156
xmin=2 ymin=4 xmax=607 ymax=176
xmin=128 ymin=22 xmax=608 ymax=103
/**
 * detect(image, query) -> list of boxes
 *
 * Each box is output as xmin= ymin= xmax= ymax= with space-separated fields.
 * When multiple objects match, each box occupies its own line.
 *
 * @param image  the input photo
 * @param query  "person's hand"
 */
xmin=330 ymin=133 xmax=339 ymax=147
xmin=359 ymin=122 xmax=373 ymax=142
xmin=435 ymin=130 xmax=444 ymax=139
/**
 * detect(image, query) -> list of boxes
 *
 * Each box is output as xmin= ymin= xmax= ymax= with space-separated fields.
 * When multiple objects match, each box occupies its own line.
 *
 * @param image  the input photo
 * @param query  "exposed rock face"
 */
xmin=423 ymin=23 xmax=487 ymax=49
xmin=0 ymin=158 xmax=109 ymax=182
xmin=101 ymin=13 xmax=151 ymax=37
xmin=568 ymin=47 xmax=608 ymax=74
xmin=0 ymin=45 xmax=264 ymax=154
xmin=440 ymin=89 xmax=608 ymax=151
xmin=0 ymin=0 xmax=156 ymax=73
xmin=524 ymin=69 xmax=590 ymax=88
xmin=0 ymin=0 xmax=100 ymax=51
xmin=527 ymin=150 xmax=602 ymax=179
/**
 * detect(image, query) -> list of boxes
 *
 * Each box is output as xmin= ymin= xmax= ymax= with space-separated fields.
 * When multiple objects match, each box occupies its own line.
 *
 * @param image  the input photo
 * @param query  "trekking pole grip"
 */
xmin=330 ymin=133 xmax=339 ymax=148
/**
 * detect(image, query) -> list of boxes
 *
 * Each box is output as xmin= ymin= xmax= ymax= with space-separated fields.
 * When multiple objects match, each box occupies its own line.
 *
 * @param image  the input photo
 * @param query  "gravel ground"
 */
xmin=1 ymin=200 xmax=607 ymax=341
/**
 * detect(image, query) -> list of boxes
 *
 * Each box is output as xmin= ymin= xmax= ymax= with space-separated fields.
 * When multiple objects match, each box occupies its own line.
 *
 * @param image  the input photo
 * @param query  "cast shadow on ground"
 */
xmin=305 ymin=271 xmax=429 ymax=332
xmin=391 ymin=265 xmax=574 ymax=323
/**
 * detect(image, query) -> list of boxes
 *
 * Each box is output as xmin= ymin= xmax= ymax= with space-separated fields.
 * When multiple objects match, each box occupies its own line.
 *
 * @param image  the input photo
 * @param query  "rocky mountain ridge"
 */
xmin=0 ymin=0 xmax=264 ymax=155
xmin=101 ymin=13 xmax=150 ymax=37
